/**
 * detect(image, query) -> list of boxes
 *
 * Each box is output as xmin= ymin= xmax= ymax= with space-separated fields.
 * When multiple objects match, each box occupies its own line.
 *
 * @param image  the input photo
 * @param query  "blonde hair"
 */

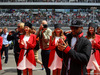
xmin=3 ymin=27 xmax=8 ymax=30
xmin=18 ymin=22 xmax=24 ymax=33
xmin=19 ymin=22 xmax=24 ymax=29
xmin=23 ymin=27 xmax=32 ymax=35
xmin=51 ymin=29 xmax=65 ymax=42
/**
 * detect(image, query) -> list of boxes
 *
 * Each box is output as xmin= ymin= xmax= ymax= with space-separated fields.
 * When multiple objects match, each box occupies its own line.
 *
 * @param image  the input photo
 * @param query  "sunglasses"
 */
xmin=56 ymin=30 xmax=61 ymax=32
xmin=17 ymin=26 xmax=20 ymax=28
xmin=55 ymin=30 xmax=61 ymax=33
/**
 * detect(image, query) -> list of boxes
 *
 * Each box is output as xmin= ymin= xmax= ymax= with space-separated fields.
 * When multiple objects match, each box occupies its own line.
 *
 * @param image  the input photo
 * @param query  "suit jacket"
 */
xmin=0 ymin=36 xmax=3 ymax=70
xmin=17 ymin=34 xmax=36 ymax=66
xmin=56 ymin=32 xmax=92 ymax=75
xmin=7 ymin=32 xmax=22 ymax=54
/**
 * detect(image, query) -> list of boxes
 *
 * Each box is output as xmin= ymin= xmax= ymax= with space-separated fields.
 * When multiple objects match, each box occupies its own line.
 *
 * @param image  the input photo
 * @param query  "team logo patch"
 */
xmin=72 ymin=20 xmax=77 ymax=25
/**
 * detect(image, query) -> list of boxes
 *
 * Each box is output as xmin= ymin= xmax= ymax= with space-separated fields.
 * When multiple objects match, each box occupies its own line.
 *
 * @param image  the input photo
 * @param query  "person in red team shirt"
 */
xmin=36 ymin=20 xmax=52 ymax=75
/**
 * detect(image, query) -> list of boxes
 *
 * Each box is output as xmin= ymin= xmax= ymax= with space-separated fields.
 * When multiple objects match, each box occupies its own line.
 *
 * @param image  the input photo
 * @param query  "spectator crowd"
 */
xmin=0 ymin=9 xmax=100 ymax=27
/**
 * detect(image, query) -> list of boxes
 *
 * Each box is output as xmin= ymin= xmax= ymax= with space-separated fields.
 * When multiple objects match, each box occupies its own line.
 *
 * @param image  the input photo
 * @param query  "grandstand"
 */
xmin=0 ymin=0 xmax=100 ymax=27
xmin=0 ymin=0 xmax=100 ymax=9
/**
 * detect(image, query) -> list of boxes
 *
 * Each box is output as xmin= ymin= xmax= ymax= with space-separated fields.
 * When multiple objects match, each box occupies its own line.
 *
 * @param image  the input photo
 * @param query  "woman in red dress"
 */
xmin=17 ymin=22 xmax=36 ymax=75
xmin=0 ymin=36 xmax=3 ymax=70
xmin=48 ymin=24 xmax=65 ymax=75
xmin=86 ymin=23 xmax=100 ymax=75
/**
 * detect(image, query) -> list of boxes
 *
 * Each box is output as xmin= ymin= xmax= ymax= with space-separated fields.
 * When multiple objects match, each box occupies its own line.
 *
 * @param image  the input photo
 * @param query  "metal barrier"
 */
xmin=0 ymin=0 xmax=100 ymax=3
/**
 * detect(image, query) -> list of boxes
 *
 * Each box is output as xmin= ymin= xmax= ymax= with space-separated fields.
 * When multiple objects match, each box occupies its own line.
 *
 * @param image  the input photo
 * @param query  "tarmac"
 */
xmin=0 ymin=49 xmax=46 ymax=75
xmin=0 ymin=44 xmax=94 ymax=75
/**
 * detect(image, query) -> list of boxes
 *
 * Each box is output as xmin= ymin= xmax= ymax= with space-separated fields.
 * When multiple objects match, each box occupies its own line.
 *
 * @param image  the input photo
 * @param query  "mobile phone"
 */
xmin=59 ymin=39 xmax=63 ymax=44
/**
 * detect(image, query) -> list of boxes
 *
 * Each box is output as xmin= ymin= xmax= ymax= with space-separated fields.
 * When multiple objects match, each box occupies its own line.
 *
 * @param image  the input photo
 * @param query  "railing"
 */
xmin=0 ymin=0 xmax=100 ymax=3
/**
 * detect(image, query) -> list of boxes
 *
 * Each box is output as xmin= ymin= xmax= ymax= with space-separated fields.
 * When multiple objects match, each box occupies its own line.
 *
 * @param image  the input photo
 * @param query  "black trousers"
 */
xmin=1 ymin=45 xmax=9 ymax=63
xmin=14 ymin=52 xmax=22 ymax=75
xmin=41 ymin=50 xmax=51 ymax=75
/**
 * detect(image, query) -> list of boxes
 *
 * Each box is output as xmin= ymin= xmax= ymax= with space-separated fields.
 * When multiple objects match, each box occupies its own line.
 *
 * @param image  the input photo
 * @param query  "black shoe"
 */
xmin=2 ymin=56 xmax=5 ymax=59
xmin=1 ymin=56 xmax=5 ymax=59
xmin=4 ymin=62 xmax=7 ymax=64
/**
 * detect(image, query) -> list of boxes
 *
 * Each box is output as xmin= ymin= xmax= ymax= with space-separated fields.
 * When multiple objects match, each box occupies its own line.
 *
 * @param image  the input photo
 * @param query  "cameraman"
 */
xmin=7 ymin=22 xmax=24 ymax=75
xmin=36 ymin=20 xmax=52 ymax=75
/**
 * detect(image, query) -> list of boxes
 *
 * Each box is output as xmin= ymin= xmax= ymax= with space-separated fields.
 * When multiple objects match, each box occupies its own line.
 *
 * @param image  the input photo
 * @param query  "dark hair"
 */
xmin=87 ymin=27 xmax=95 ymax=39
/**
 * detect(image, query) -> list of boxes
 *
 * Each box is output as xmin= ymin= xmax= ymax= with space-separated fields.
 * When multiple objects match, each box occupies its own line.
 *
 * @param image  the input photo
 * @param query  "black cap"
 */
xmin=88 ymin=23 xmax=96 ymax=28
xmin=70 ymin=20 xmax=83 ymax=27
xmin=25 ymin=22 xmax=32 ymax=29
xmin=54 ymin=23 xmax=61 ymax=29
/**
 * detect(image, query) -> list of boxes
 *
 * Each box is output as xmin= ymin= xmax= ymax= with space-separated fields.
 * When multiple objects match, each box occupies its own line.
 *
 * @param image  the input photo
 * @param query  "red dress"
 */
xmin=17 ymin=34 xmax=36 ymax=70
xmin=0 ymin=37 xmax=3 ymax=70
xmin=93 ymin=34 xmax=100 ymax=66
xmin=48 ymin=36 xmax=63 ymax=70
xmin=86 ymin=34 xmax=100 ymax=70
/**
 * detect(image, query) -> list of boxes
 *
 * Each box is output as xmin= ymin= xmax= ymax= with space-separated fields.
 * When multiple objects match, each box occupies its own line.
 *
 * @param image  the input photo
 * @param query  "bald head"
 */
xmin=42 ymin=20 xmax=47 ymax=25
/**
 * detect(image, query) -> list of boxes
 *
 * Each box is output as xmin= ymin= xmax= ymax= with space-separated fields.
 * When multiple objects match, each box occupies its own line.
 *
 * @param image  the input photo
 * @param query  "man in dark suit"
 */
xmin=7 ymin=22 xmax=24 ymax=75
xmin=56 ymin=20 xmax=92 ymax=75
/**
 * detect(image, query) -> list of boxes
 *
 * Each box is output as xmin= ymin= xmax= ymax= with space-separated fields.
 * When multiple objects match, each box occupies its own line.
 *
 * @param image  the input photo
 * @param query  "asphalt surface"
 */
xmin=0 ymin=49 xmax=46 ymax=75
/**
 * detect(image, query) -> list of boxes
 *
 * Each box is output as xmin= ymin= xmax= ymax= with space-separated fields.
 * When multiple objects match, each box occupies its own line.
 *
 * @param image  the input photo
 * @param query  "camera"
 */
xmin=43 ymin=24 xmax=48 ymax=28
